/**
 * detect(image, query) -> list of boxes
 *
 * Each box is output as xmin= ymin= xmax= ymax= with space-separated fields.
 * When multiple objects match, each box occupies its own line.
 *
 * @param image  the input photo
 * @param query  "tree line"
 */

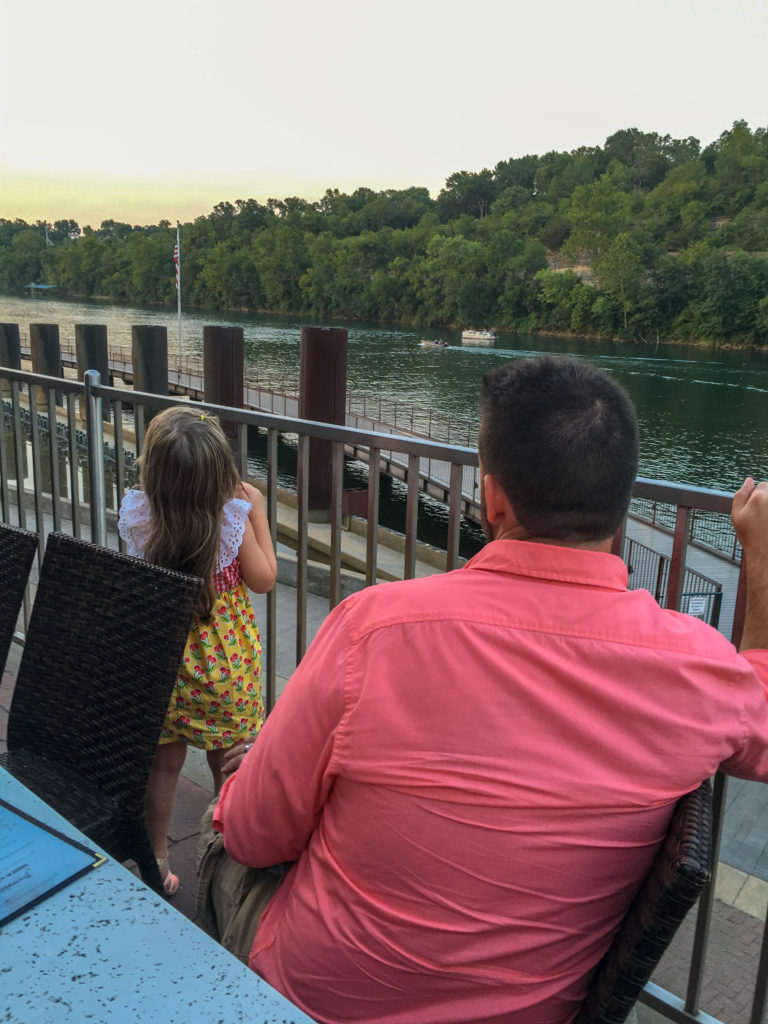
xmin=3 ymin=121 xmax=768 ymax=345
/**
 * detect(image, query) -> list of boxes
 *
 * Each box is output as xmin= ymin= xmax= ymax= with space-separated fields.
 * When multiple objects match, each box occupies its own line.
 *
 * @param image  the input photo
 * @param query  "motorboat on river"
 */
xmin=419 ymin=339 xmax=448 ymax=348
xmin=461 ymin=328 xmax=496 ymax=345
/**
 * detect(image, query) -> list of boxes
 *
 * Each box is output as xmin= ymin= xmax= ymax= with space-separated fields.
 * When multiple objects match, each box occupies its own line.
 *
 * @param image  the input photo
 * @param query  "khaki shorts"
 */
xmin=196 ymin=796 xmax=283 ymax=965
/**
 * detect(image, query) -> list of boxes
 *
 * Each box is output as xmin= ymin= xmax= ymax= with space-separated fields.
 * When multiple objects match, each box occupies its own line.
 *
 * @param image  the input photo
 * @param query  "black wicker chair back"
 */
xmin=575 ymin=778 xmax=713 ymax=1024
xmin=0 ymin=523 xmax=37 ymax=673
xmin=0 ymin=532 xmax=202 ymax=894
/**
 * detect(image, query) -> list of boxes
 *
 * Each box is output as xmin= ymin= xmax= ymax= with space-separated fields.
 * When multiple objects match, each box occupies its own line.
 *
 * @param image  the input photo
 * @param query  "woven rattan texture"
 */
xmin=574 ymin=778 xmax=713 ymax=1024
xmin=0 ymin=532 xmax=202 ymax=893
xmin=0 ymin=523 xmax=37 ymax=673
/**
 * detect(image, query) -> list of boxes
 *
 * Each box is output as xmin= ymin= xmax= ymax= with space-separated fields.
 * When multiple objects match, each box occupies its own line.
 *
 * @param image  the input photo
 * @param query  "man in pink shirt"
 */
xmin=205 ymin=356 xmax=768 ymax=1024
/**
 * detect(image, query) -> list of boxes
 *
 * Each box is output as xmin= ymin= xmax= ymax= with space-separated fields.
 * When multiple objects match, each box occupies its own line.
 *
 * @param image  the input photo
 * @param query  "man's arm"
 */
xmin=214 ymin=600 xmax=353 ymax=866
xmin=732 ymin=478 xmax=768 ymax=652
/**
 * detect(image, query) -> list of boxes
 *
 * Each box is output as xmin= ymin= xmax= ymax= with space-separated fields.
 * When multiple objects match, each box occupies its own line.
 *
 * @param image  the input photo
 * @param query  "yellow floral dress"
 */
xmin=118 ymin=491 xmax=264 ymax=750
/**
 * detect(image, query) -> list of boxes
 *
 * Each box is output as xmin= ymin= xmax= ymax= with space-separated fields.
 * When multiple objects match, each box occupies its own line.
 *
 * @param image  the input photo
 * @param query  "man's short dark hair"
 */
xmin=479 ymin=356 xmax=639 ymax=541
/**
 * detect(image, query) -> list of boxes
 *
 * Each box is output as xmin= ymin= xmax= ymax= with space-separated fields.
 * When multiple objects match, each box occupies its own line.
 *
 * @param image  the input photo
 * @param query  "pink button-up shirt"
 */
xmin=215 ymin=539 xmax=768 ymax=1024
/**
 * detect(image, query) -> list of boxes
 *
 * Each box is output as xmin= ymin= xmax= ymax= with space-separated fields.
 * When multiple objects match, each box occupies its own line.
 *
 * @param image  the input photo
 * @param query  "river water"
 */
xmin=3 ymin=293 xmax=768 ymax=493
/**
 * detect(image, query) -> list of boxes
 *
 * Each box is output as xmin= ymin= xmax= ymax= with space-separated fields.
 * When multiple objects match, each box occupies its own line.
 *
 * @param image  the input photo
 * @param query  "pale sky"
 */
xmin=1 ymin=0 xmax=766 ymax=227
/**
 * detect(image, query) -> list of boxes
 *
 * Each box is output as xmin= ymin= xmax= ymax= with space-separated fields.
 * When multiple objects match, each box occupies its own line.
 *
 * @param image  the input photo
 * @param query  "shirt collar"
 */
xmin=465 ymin=538 xmax=629 ymax=592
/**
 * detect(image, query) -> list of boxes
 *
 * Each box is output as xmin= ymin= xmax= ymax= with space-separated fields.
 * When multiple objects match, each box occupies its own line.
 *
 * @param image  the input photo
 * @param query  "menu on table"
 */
xmin=0 ymin=796 xmax=105 ymax=927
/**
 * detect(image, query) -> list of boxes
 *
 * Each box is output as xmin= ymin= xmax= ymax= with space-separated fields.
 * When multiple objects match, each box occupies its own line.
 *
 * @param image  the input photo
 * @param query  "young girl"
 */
xmin=118 ymin=406 xmax=277 ymax=894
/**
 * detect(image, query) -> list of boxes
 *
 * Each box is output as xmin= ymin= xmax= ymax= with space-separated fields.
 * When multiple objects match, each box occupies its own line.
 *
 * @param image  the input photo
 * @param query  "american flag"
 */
xmin=173 ymin=242 xmax=180 ymax=291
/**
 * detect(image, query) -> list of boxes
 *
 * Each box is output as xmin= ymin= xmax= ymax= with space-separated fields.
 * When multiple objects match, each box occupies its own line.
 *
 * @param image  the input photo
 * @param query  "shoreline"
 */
xmin=7 ymin=290 xmax=768 ymax=354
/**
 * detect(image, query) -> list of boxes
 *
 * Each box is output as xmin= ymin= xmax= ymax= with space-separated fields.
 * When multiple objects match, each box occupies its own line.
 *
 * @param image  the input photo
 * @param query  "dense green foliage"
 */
xmin=4 ymin=121 xmax=768 ymax=344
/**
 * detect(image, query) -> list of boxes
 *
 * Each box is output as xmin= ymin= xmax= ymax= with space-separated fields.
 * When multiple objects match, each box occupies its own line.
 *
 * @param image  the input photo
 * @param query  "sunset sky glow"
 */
xmin=2 ymin=0 xmax=766 ymax=227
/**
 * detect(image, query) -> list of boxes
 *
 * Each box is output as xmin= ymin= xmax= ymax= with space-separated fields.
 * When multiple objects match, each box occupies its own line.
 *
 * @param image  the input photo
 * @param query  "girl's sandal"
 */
xmin=157 ymin=856 xmax=179 ymax=896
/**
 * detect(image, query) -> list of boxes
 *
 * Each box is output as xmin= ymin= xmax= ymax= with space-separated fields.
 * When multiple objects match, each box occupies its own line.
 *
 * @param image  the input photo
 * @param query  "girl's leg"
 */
xmin=146 ymin=741 xmax=188 ymax=861
xmin=206 ymin=746 xmax=230 ymax=795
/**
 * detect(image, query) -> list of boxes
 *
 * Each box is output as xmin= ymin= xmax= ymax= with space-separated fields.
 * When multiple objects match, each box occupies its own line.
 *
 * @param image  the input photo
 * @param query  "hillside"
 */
xmin=2 ymin=121 xmax=768 ymax=345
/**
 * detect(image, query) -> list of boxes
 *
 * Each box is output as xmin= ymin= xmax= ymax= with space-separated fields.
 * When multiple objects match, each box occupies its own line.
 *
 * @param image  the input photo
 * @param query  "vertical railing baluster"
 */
xmin=135 ymin=403 xmax=146 ymax=458
xmin=366 ymin=447 xmax=380 ymax=587
xmin=46 ymin=387 xmax=61 ymax=532
xmin=329 ymin=441 xmax=343 ymax=610
xmin=296 ymin=433 xmax=309 ymax=663
xmin=84 ymin=370 xmax=107 ymax=546
xmin=404 ymin=453 xmax=420 ymax=580
xmin=446 ymin=462 xmax=463 ymax=571
xmin=265 ymin=429 xmax=278 ymax=714
xmin=237 ymin=421 xmax=248 ymax=480
xmin=666 ymin=506 xmax=692 ymax=611
xmin=0 ymin=378 xmax=9 ymax=522
xmin=66 ymin=392 xmax=81 ymax=539
xmin=28 ymin=386 xmax=45 ymax=559
xmin=114 ymin=400 xmax=126 ymax=550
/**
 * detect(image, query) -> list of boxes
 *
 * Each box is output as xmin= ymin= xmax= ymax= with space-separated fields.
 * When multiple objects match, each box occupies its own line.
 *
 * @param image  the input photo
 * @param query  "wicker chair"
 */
xmin=0 ymin=532 xmax=202 ymax=894
xmin=0 ymin=523 xmax=37 ymax=673
xmin=575 ymin=778 xmax=713 ymax=1024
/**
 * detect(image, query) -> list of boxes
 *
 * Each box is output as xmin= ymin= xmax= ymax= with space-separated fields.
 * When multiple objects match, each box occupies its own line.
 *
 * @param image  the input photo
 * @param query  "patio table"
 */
xmin=0 ymin=766 xmax=316 ymax=1024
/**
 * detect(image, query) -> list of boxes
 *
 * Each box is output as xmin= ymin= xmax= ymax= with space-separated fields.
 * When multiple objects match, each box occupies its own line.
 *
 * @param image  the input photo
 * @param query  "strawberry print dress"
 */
xmin=118 ymin=491 xmax=264 ymax=750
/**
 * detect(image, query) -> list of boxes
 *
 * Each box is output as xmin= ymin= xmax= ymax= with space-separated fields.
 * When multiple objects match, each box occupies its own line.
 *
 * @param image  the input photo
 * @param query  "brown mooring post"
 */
xmin=203 ymin=326 xmax=244 ymax=464
xmin=29 ymin=322 xmax=63 ymax=406
xmin=0 ymin=323 xmax=21 ymax=369
xmin=75 ymin=324 xmax=110 ymax=421
xmin=299 ymin=327 xmax=348 ymax=519
xmin=131 ymin=326 xmax=168 ymax=427
xmin=0 ymin=324 xmax=24 ymax=486
xmin=0 ymin=324 xmax=21 ymax=399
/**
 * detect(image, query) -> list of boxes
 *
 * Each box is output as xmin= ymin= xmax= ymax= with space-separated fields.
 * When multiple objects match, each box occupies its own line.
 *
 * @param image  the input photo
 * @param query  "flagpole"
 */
xmin=175 ymin=222 xmax=182 ymax=379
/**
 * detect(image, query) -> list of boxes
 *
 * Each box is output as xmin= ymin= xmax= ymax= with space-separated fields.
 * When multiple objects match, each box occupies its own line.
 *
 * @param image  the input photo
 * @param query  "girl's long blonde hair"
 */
xmin=138 ymin=406 xmax=240 ymax=618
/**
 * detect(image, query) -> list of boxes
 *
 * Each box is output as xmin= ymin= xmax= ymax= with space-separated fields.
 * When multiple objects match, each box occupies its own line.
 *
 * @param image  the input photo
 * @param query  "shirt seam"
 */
xmin=325 ymin=605 xmax=361 ymax=776
xmin=347 ymin=610 xmax=739 ymax=661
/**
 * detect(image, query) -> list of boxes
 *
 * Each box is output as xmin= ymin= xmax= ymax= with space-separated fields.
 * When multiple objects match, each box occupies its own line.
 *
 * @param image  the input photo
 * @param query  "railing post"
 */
xmin=84 ymin=370 xmax=107 ymax=546
xmin=666 ymin=506 xmax=691 ymax=611
xmin=731 ymin=556 xmax=748 ymax=648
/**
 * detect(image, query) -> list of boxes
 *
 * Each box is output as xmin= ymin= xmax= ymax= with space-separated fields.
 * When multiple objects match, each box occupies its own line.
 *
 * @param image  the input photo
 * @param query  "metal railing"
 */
xmin=631 ymin=496 xmax=742 ymax=564
xmin=1 ymin=365 xmax=476 ymax=711
xmin=0 ymin=363 xmax=763 ymax=1024
xmin=624 ymin=536 xmax=724 ymax=629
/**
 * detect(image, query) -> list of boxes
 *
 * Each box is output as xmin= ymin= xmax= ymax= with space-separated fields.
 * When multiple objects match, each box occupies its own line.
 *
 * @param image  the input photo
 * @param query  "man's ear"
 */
xmin=483 ymin=473 xmax=510 ymax=526
xmin=483 ymin=473 xmax=526 ymax=539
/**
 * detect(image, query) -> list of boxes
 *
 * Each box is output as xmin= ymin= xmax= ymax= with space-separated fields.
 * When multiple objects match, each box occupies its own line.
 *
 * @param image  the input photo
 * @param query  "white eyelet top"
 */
xmin=117 ymin=490 xmax=250 ymax=571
